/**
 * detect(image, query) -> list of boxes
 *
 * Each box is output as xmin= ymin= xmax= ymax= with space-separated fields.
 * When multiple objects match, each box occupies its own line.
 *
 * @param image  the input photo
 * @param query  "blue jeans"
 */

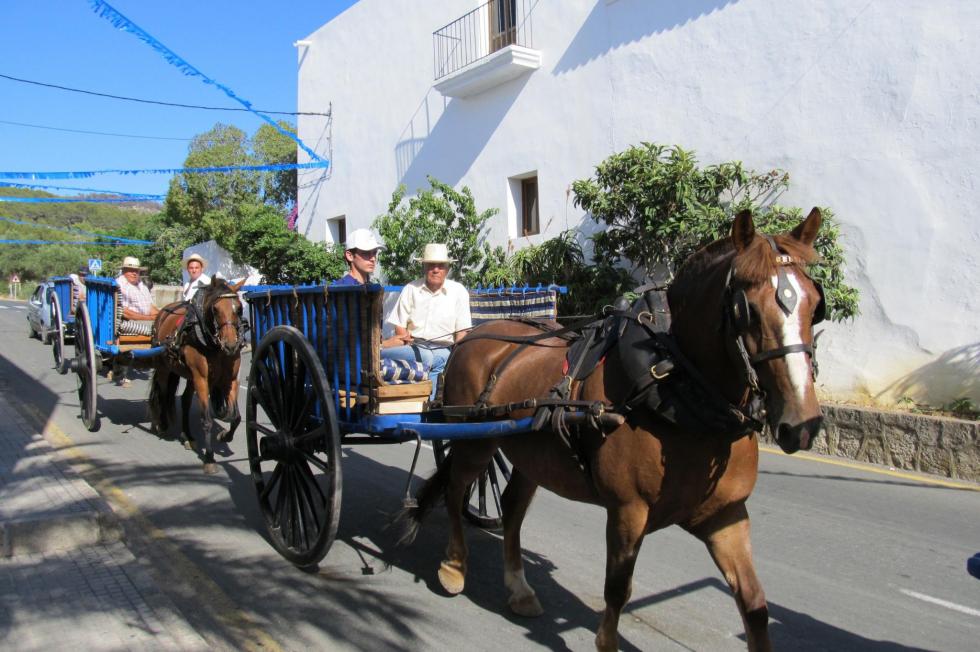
xmin=381 ymin=344 xmax=451 ymax=400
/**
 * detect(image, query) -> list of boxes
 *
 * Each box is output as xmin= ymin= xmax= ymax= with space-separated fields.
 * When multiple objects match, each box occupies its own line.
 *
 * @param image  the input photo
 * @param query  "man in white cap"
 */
xmin=333 ymin=228 xmax=384 ymax=286
xmin=382 ymin=243 xmax=472 ymax=399
xmin=181 ymin=253 xmax=211 ymax=301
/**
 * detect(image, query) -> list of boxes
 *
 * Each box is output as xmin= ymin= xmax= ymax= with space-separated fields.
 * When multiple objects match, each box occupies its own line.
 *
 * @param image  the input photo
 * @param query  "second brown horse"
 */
xmin=149 ymin=277 xmax=246 ymax=474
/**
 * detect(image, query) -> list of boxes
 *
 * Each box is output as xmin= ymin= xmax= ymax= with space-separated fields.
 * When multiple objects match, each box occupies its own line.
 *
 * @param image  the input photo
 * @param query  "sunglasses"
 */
xmin=353 ymin=249 xmax=380 ymax=259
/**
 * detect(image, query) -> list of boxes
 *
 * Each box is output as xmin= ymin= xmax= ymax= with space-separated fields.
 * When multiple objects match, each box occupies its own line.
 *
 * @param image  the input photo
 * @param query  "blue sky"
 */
xmin=0 ymin=0 xmax=358 ymax=197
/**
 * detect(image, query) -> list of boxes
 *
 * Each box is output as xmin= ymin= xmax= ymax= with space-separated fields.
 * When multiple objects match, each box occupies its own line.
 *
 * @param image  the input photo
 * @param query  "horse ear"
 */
xmin=231 ymin=279 xmax=246 ymax=292
xmin=790 ymin=207 xmax=822 ymax=246
xmin=731 ymin=209 xmax=756 ymax=251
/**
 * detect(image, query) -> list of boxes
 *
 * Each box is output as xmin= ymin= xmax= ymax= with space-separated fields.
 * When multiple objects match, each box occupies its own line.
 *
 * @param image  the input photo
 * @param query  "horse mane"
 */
xmin=673 ymin=231 xmax=820 ymax=292
xmin=731 ymin=233 xmax=820 ymax=284
xmin=199 ymin=277 xmax=236 ymax=304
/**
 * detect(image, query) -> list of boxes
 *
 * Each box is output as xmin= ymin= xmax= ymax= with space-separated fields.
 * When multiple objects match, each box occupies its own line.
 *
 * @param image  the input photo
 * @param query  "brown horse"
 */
xmin=403 ymin=209 xmax=827 ymax=651
xmin=148 ymin=277 xmax=246 ymax=474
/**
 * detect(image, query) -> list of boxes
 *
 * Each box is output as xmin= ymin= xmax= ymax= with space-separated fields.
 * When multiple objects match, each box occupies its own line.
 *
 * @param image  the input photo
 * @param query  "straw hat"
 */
xmin=183 ymin=253 xmax=207 ymax=269
xmin=121 ymin=256 xmax=142 ymax=270
xmin=416 ymin=243 xmax=455 ymax=263
xmin=345 ymin=228 xmax=384 ymax=251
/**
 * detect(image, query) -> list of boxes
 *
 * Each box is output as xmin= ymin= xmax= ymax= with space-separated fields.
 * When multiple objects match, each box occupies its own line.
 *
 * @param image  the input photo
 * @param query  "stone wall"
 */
xmin=763 ymin=404 xmax=980 ymax=482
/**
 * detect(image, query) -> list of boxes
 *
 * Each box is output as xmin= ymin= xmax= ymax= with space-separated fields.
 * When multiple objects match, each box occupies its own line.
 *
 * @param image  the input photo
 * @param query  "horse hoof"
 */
xmin=438 ymin=561 xmax=465 ymax=595
xmin=508 ymin=593 xmax=544 ymax=618
xmin=182 ymin=441 xmax=194 ymax=451
xmin=203 ymin=463 xmax=219 ymax=475
xmin=217 ymin=429 xmax=234 ymax=443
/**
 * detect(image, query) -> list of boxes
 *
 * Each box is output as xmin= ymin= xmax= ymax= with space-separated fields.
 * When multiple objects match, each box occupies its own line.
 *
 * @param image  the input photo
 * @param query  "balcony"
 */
xmin=433 ymin=0 xmax=540 ymax=99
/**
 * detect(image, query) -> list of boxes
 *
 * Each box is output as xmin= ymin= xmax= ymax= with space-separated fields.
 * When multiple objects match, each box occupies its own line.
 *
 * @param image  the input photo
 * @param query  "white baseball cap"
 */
xmin=345 ymin=228 xmax=384 ymax=251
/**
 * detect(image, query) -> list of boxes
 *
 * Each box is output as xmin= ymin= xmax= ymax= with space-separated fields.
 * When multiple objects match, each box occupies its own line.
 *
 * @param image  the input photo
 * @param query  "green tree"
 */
xmin=373 ymin=177 xmax=506 ymax=286
xmin=252 ymin=122 xmax=298 ymax=208
xmin=231 ymin=204 xmax=346 ymax=284
xmin=572 ymin=143 xmax=859 ymax=321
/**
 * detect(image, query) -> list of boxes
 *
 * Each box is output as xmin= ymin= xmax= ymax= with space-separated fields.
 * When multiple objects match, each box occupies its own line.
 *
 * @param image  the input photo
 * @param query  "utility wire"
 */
xmin=0 ymin=118 xmax=191 ymax=141
xmin=0 ymin=72 xmax=330 ymax=117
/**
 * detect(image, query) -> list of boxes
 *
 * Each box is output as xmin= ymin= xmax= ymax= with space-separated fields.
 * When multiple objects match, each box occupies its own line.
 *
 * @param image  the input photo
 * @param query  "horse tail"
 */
xmin=393 ymin=451 xmax=453 ymax=546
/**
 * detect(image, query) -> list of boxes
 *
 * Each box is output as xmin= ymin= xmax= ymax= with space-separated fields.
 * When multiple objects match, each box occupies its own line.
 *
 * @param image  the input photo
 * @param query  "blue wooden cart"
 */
xmin=69 ymin=276 xmax=166 ymax=431
xmin=243 ymin=282 xmax=563 ymax=568
xmin=48 ymin=276 xmax=79 ymax=374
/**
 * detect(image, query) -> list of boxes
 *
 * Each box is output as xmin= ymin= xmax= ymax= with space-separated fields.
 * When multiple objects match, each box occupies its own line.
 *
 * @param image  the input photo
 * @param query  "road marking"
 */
xmin=760 ymin=446 xmax=980 ymax=491
xmin=24 ymin=406 xmax=284 ymax=652
xmin=900 ymin=589 xmax=980 ymax=618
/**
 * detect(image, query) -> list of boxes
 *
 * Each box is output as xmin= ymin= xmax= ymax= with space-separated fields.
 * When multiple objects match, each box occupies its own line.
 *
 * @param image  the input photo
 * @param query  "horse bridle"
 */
xmin=204 ymin=292 xmax=247 ymax=353
xmin=727 ymin=237 xmax=826 ymax=397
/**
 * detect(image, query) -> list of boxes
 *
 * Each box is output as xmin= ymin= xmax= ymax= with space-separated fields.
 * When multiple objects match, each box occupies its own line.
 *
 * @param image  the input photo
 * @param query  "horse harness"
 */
xmin=446 ymin=238 xmax=826 ymax=478
xmin=156 ymin=290 xmax=246 ymax=361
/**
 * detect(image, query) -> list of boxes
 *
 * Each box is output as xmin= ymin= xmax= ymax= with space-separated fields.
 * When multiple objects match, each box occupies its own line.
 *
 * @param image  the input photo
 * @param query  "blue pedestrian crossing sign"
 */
xmin=88 ymin=258 xmax=102 ymax=272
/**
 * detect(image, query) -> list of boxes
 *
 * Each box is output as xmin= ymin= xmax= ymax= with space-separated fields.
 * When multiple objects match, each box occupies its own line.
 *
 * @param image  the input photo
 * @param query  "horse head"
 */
xmin=670 ymin=208 xmax=826 ymax=453
xmin=729 ymin=207 xmax=826 ymax=452
xmin=201 ymin=278 xmax=247 ymax=356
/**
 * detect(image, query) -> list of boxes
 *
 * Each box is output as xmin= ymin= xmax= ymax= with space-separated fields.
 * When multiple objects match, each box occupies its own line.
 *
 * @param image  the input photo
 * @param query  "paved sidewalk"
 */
xmin=0 ymin=391 xmax=209 ymax=650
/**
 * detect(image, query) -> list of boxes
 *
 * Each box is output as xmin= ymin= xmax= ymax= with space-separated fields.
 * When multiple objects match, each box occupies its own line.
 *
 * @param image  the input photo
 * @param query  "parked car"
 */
xmin=26 ymin=281 xmax=56 ymax=343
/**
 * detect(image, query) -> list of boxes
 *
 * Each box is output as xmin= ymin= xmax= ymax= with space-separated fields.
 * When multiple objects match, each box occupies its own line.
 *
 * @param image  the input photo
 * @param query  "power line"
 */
xmin=0 ymin=72 xmax=330 ymax=117
xmin=0 ymin=118 xmax=191 ymax=142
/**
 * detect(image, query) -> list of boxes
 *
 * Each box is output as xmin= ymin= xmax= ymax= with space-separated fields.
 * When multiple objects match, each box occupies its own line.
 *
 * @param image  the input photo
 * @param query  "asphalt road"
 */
xmin=1 ymin=298 xmax=978 ymax=651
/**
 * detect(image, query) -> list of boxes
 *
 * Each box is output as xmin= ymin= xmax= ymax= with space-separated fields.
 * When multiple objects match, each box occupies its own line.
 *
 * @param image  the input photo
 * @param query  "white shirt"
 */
xmin=182 ymin=273 xmax=211 ymax=301
xmin=387 ymin=278 xmax=472 ymax=346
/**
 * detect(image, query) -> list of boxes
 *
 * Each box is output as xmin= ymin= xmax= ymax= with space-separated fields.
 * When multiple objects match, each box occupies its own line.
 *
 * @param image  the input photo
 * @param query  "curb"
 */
xmin=1 ymin=511 xmax=123 ymax=557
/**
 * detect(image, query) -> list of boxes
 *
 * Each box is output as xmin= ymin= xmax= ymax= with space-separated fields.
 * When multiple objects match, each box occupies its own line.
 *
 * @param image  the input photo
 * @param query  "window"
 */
xmin=521 ymin=176 xmax=539 ymax=236
xmin=490 ymin=0 xmax=517 ymax=52
xmin=328 ymin=215 xmax=347 ymax=246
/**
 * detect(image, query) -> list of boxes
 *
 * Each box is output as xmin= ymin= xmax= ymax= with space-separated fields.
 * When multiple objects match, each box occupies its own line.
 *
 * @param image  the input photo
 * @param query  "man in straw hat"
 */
xmin=117 ymin=256 xmax=159 ymax=333
xmin=181 ymin=252 xmax=211 ymax=301
xmin=69 ymin=264 xmax=88 ymax=309
xmin=333 ymin=228 xmax=384 ymax=286
xmin=115 ymin=256 xmax=159 ymax=386
xmin=382 ymin=243 xmax=472 ymax=400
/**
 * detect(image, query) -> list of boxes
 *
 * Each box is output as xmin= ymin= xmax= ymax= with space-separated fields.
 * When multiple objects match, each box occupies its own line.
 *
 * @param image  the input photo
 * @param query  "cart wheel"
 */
xmin=246 ymin=325 xmax=341 ymax=569
xmin=432 ymin=440 xmax=510 ymax=529
xmin=74 ymin=303 xmax=99 ymax=432
xmin=50 ymin=293 xmax=67 ymax=374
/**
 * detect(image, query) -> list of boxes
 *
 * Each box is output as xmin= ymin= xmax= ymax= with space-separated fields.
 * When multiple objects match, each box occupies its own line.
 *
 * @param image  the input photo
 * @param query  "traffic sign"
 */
xmin=88 ymin=258 xmax=102 ymax=272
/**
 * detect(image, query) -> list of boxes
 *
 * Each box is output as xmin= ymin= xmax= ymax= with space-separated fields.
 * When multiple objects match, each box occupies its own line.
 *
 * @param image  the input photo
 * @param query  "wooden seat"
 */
xmin=117 ymin=334 xmax=153 ymax=345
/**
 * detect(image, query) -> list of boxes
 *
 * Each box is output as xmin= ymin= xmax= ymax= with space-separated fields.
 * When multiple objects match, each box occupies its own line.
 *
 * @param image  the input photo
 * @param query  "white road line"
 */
xmin=900 ymin=588 xmax=980 ymax=618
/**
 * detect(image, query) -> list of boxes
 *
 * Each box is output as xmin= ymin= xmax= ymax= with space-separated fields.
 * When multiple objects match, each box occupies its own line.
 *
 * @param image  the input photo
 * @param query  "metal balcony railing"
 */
xmin=433 ymin=0 xmax=534 ymax=80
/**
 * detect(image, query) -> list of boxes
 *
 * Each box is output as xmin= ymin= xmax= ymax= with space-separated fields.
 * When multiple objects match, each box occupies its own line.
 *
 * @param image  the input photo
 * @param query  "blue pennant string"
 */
xmin=0 ymin=239 xmax=146 ymax=246
xmin=0 ymin=160 xmax=329 ymax=180
xmin=0 ymin=214 xmax=153 ymax=245
xmin=0 ymin=196 xmax=161 ymax=204
xmin=88 ymin=0 xmax=327 ymax=166
xmin=0 ymin=181 xmax=165 ymax=199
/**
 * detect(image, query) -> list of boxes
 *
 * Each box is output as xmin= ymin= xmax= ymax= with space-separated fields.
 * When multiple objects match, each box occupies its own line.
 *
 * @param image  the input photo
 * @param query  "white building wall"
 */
xmin=296 ymin=0 xmax=980 ymax=409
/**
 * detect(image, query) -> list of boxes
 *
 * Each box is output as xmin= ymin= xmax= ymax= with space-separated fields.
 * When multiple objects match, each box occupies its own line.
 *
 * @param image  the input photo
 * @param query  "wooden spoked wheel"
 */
xmin=74 ymin=303 xmax=99 ymax=432
xmin=50 ymin=293 xmax=67 ymax=374
xmin=432 ymin=440 xmax=510 ymax=529
xmin=246 ymin=325 xmax=341 ymax=569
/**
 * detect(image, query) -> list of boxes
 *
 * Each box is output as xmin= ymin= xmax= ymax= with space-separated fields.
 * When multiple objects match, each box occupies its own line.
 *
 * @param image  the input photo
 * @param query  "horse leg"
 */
xmin=596 ymin=502 xmax=649 ymax=652
xmin=501 ymin=468 xmax=543 ymax=617
xmin=190 ymin=373 xmax=218 ymax=475
xmin=180 ymin=381 xmax=195 ymax=451
xmin=148 ymin=368 xmax=166 ymax=435
xmin=217 ymin=379 xmax=241 ymax=443
xmin=438 ymin=439 xmax=498 ymax=595
xmin=690 ymin=503 xmax=771 ymax=652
